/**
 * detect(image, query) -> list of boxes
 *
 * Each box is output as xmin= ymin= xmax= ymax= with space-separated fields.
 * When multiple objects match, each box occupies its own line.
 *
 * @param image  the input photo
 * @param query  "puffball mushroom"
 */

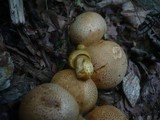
xmin=69 ymin=44 xmax=94 ymax=80
xmin=51 ymin=69 xmax=98 ymax=113
xmin=69 ymin=12 xmax=107 ymax=45
xmin=19 ymin=83 xmax=79 ymax=120
xmin=86 ymin=40 xmax=128 ymax=89
xmin=87 ymin=105 xmax=128 ymax=120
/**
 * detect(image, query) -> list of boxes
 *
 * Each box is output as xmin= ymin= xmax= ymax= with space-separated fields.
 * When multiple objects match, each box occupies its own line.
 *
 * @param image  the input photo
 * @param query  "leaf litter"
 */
xmin=123 ymin=60 xmax=140 ymax=107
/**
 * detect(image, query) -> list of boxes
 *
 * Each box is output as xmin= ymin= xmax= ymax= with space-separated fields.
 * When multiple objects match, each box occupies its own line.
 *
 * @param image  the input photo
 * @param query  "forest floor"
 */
xmin=0 ymin=0 xmax=160 ymax=120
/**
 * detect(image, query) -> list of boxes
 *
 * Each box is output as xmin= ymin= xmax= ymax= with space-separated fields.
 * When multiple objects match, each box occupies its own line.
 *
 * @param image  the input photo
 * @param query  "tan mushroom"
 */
xmin=86 ymin=40 xmax=128 ymax=89
xmin=69 ymin=12 xmax=107 ymax=45
xmin=87 ymin=105 xmax=128 ymax=120
xmin=51 ymin=69 xmax=98 ymax=113
xmin=19 ymin=83 xmax=79 ymax=120
xmin=69 ymin=44 xmax=94 ymax=80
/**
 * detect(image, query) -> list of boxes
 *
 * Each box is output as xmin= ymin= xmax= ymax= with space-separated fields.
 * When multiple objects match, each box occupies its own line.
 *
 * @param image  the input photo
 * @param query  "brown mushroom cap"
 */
xmin=86 ymin=40 xmax=128 ymax=89
xmin=51 ymin=69 xmax=98 ymax=113
xmin=88 ymin=105 xmax=128 ymax=120
xmin=69 ymin=12 xmax=107 ymax=46
xmin=19 ymin=83 xmax=79 ymax=120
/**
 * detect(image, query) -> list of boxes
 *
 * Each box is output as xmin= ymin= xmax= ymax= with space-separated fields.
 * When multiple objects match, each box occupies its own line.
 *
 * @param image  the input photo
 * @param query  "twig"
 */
xmin=6 ymin=45 xmax=28 ymax=59
xmin=41 ymin=49 xmax=51 ymax=70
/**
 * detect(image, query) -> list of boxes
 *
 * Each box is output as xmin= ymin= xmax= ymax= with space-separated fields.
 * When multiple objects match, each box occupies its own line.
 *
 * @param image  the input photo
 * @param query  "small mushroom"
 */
xmin=87 ymin=105 xmax=128 ymax=120
xmin=86 ymin=40 xmax=128 ymax=89
xmin=69 ymin=12 xmax=107 ymax=45
xmin=69 ymin=44 xmax=94 ymax=80
xmin=51 ymin=69 xmax=98 ymax=113
xmin=19 ymin=83 xmax=79 ymax=120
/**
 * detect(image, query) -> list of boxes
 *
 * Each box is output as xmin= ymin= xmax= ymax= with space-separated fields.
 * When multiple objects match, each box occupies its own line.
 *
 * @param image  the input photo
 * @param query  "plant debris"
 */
xmin=123 ymin=60 xmax=140 ymax=107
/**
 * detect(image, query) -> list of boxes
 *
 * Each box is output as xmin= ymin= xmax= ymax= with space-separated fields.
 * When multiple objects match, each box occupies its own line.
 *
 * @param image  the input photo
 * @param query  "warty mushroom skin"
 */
xmin=69 ymin=12 xmax=107 ymax=46
xmin=88 ymin=105 xmax=128 ymax=120
xmin=52 ymin=69 xmax=98 ymax=113
xmin=19 ymin=83 xmax=79 ymax=120
xmin=86 ymin=40 xmax=128 ymax=89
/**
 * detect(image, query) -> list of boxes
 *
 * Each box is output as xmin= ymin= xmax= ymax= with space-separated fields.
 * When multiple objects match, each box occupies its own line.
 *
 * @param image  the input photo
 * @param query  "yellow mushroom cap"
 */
xmin=88 ymin=105 xmax=128 ymax=120
xmin=69 ymin=12 xmax=107 ymax=46
xmin=51 ymin=69 xmax=98 ymax=113
xmin=69 ymin=44 xmax=94 ymax=80
xmin=69 ymin=49 xmax=90 ymax=69
xmin=86 ymin=40 xmax=128 ymax=89
xmin=19 ymin=83 xmax=79 ymax=120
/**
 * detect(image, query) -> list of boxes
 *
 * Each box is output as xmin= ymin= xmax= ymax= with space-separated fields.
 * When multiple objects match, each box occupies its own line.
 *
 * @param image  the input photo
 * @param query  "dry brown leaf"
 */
xmin=97 ymin=0 xmax=129 ymax=7
xmin=105 ymin=24 xmax=118 ymax=39
xmin=123 ymin=61 xmax=141 ymax=107
xmin=123 ymin=71 xmax=140 ymax=107
xmin=0 ymin=52 xmax=14 ymax=91
xmin=57 ymin=15 xmax=67 ymax=29
xmin=121 ymin=1 xmax=150 ymax=28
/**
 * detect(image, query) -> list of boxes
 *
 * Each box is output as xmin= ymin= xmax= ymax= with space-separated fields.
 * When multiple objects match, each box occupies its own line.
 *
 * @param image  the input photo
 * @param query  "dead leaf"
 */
xmin=36 ymin=0 xmax=46 ymax=13
xmin=141 ymin=63 xmax=160 ymax=107
xmin=57 ymin=15 xmax=67 ymax=29
xmin=97 ymin=0 xmax=129 ymax=8
xmin=127 ymin=60 xmax=141 ymax=79
xmin=105 ymin=24 xmax=118 ymax=39
xmin=135 ymin=0 xmax=160 ymax=10
xmin=123 ymin=61 xmax=141 ymax=107
xmin=0 ymin=75 xmax=36 ymax=104
xmin=121 ymin=1 xmax=150 ymax=28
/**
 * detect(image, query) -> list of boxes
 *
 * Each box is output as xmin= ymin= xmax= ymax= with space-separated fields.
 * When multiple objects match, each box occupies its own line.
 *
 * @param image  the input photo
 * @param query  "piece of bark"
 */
xmin=9 ymin=0 xmax=25 ymax=24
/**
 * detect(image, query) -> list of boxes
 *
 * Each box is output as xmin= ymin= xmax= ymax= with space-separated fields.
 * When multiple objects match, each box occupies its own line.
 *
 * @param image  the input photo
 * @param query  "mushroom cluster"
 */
xmin=68 ymin=11 xmax=128 ymax=119
xmin=68 ymin=11 xmax=128 ymax=89
xmin=19 ymin=11 xmax=128 ymax=120
xmin=19 ymin=44 xmax=98 ymax=120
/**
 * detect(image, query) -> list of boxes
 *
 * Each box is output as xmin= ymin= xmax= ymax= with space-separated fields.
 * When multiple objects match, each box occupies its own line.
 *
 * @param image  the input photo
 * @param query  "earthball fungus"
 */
xmin=51 ymin=69 xmax=98 ymax=113
xmin=69 ymin=12 xmax=107 ymax=45
xmin=19 ymin=83 xmax=79 ymax=120
xmin=87 ymin=105 xmax=128 ymax=120
xmin=86 ymin=40 xmax=128 ymax=89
